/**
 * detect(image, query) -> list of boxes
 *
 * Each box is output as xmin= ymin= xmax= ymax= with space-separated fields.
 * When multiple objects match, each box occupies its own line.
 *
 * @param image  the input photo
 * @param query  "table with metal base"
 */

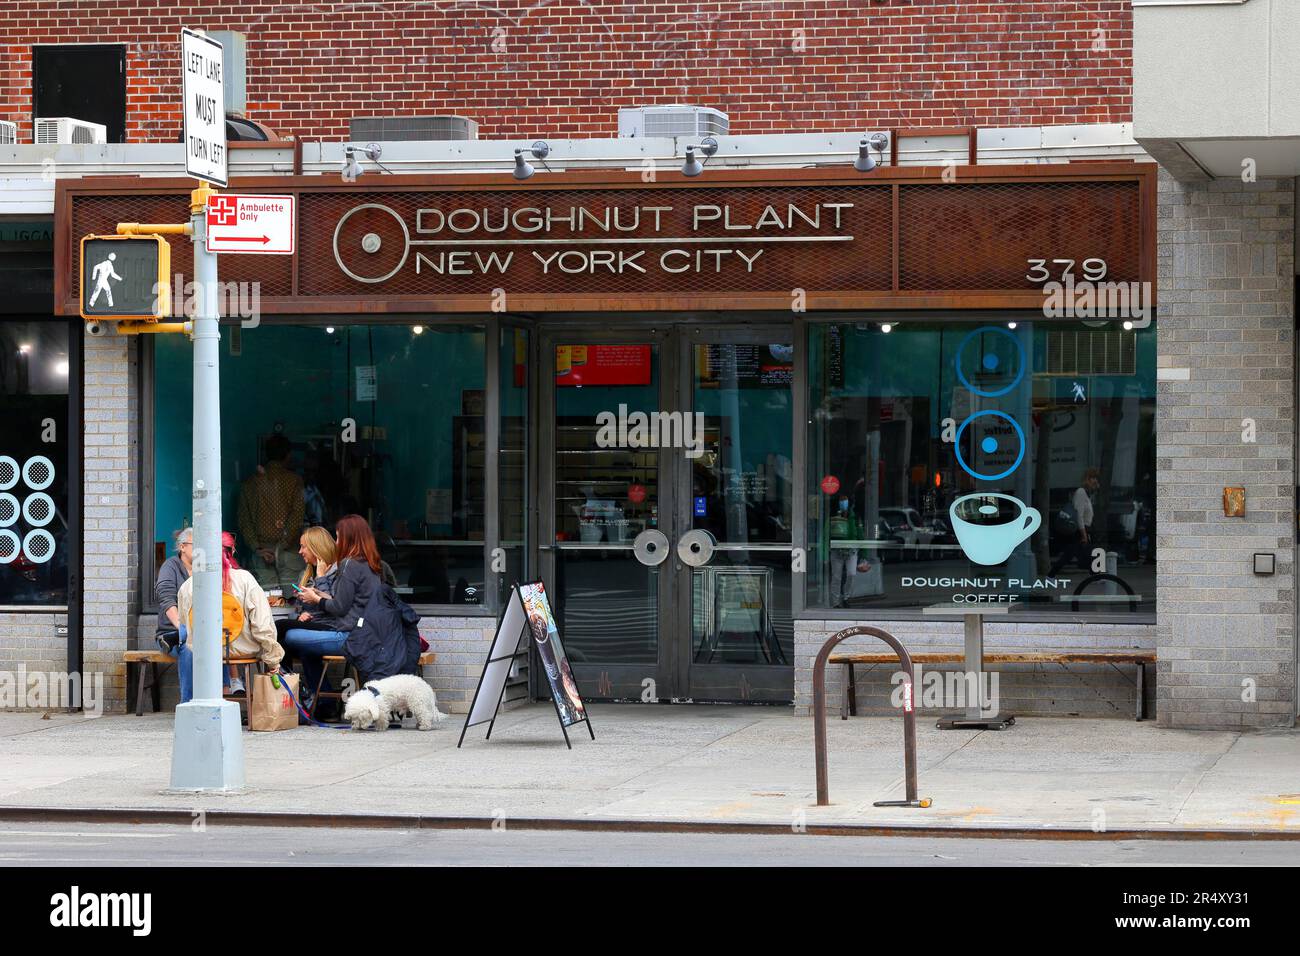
xmin=923 ymin=603 xmax=1016 ymax=731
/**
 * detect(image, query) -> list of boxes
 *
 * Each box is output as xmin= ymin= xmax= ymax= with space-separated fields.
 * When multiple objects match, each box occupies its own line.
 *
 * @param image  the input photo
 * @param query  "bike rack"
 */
xmin=812 ymin=625 xmax=931 ymax=808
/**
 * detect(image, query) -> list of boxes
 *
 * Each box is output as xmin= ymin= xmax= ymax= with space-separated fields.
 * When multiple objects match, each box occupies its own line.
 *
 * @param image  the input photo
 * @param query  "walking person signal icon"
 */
xmin=79 ymin=235 xmax=171 ymax=320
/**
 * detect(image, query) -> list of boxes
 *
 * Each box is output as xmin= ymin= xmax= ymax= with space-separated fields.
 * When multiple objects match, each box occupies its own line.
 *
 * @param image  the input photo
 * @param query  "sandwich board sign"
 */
xmin=205 ymin=194 xmax=296 ymax=255
xmin=182 ymin=28 xmax=227 ymax=187
xmin=459 ymin=581 xmax=595 ymax=749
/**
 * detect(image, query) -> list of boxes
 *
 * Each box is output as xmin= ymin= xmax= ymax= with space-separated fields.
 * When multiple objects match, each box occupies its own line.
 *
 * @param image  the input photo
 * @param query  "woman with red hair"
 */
xmin=288 ymin=514 xmax=383 ymax=714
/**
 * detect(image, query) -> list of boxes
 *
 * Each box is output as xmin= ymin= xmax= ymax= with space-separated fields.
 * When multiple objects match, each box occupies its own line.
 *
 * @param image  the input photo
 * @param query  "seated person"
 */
xmin=155 ymin=528 xmax=193 ymax=702
xmin=176 ymin=547 xmax=283 ymax=702
xmin=286 ymin=515 xmax=383 ymax=715
xmin=276 ymin=527 xmax=341 ymax=665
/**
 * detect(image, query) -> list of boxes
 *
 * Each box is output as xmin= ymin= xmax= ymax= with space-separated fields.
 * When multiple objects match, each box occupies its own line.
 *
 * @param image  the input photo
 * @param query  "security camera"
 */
xmin=85 ymin=321 xmax=108 ymax=337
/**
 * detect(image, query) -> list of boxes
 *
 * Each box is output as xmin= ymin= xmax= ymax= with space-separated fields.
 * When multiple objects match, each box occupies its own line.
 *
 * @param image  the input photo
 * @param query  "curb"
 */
xmin=0 ymin=805 xmax=1296 ymax=841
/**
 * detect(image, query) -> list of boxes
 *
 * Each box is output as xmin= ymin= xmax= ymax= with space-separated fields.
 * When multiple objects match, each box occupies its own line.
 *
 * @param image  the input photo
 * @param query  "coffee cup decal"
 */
xmin=949 ymin=493 xmax=1041 ymax=566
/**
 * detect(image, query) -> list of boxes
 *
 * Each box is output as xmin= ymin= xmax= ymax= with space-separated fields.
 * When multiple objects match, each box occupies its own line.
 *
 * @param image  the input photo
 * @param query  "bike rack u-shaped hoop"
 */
xmin=812 ymin=625 xmax=930 ymax=808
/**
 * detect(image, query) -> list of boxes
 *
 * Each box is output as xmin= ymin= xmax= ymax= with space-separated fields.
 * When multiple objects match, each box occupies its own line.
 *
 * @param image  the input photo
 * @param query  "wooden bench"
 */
xmin=830 ymin=650 xmax=1156 ymax=721
xmin=311 ymin=651 xmax=438 ymax=717
xmin=124 ymin=650 xmax=174 ymax=716
xmin=124 ymin=650 xmax=261 ymax=717
xmin=127 ymin=648 xmax=438 ymax=718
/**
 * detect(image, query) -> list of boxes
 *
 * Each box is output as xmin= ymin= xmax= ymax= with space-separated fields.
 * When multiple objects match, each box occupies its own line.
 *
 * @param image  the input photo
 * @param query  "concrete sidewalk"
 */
xmin=0 ymin=705 xmax=1297 ymax=833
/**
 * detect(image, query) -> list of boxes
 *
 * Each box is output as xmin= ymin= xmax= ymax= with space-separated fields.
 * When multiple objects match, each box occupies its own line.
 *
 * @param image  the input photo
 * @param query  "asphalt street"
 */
xmin=0 ymin=821 xmax=1292 ymax=866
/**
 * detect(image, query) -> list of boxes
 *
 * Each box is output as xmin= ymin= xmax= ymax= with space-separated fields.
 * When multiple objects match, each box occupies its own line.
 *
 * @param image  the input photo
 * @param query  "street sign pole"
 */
xmin=169 ymin=186 xmax=245 ymax=792
xmin=169 ymin=26 xmax=242 ymax=791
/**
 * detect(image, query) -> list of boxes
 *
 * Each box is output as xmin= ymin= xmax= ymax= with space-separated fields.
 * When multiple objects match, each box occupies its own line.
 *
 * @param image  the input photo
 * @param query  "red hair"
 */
xmin=334 ymin=514 xmax=383 ymax=576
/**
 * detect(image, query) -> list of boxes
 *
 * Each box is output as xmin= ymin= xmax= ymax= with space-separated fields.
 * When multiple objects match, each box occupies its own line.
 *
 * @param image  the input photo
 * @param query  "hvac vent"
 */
xmin=618 ymin=106 xmax=729 ymax=139
xmin=349 ymin=116 xmax=479 ymax=141
xmin=1046 ymin=330 xmax=1137 ymax=376
xmin=0 ymin=121 xmax=16 ymax=145
xmin=34 ymin=117 xmax=106 ymax=145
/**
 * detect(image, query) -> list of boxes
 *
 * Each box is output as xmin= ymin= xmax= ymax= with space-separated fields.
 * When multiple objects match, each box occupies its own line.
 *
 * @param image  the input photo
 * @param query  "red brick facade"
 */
xmin=2 ymin=1 xmax=1131 ymax=145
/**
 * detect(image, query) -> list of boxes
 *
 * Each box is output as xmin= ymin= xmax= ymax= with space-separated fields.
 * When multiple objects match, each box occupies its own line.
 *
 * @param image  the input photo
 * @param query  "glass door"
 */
xmin=675 ymin=328 xmax=795 ymax=702
xmin=539 ymin=328 xmax=678 ymax=701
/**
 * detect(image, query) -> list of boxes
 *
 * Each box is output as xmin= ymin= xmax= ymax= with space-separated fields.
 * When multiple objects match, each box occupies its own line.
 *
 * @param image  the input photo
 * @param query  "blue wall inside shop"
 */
xmin=153 ymin=325 xmax=485 ymax=556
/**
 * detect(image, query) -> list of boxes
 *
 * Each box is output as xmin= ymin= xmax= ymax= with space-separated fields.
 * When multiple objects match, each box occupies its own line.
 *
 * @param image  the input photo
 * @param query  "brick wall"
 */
xmin=1 ymin=1 xmax=1132 ymax=144
xmin=1155 ymin=170 xmax=1296 ymax=731
xmin=82 ymin=331 xmax=140 ymax=715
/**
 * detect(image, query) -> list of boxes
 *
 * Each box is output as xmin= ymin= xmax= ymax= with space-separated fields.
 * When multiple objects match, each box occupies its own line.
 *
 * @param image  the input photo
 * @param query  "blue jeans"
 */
xmin=172 ymin=624 xmax=233 ymax=705
xmin=283 ymin=628 xmax=348 ymax=703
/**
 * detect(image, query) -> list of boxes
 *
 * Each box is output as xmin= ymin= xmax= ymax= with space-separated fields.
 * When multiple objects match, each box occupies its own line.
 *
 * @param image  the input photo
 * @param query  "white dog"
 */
xmin=343 ymin=674 xmax=447 ymax=731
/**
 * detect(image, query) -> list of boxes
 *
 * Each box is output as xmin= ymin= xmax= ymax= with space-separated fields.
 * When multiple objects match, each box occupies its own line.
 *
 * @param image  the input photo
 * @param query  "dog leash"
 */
xmin=274 ymin=674 xmax=350 ymax=729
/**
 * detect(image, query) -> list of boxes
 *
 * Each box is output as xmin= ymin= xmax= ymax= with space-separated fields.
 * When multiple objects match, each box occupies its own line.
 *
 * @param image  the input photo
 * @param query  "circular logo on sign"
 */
xmin=955 ymin=325 xmax=1025 ymax=398
xmin=820 ymin=475 xmax=840 ymax=495
xmin=332 ymin=204 xmax=410 ymax=284
xmin=954 ymin=410 xmax=1027 ymax=482
xmin=627 ymin=483 xmax=647 ymax=504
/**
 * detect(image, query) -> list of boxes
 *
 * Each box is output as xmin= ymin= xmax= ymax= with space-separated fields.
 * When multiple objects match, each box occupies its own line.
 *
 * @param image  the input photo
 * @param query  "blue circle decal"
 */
xmin=956 ymin=326 xmax=1025 ymax=398
xmin=956 ymin=410 xmax=1026 ymax=482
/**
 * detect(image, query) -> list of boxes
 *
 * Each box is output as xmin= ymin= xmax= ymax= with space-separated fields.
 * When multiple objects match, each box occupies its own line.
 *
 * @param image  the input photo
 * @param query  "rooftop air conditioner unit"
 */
xmin=618 ymin=106 xmax=729 ymax=139
xmin=349 ymin=116 xmax=479 ymax=141
xmin=34 ymin=117 xmax=107 ymax=145
xmin=0 ymin=121 xmax=16 ymax=145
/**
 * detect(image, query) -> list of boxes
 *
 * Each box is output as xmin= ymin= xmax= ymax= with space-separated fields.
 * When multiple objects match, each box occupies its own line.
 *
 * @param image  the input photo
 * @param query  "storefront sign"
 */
xmin=55 ymin=165 xmax=1155 ymax=316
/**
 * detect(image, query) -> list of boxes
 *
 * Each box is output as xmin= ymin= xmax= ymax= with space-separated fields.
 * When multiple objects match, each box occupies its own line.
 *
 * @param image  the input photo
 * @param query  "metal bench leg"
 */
xmin=150 ymin=663 xmax=162 ymax=713
xmin=1135 ymin=662 xmax=1146 ymax=721
xmin=847 ymin=662 xmax=857 ymax=717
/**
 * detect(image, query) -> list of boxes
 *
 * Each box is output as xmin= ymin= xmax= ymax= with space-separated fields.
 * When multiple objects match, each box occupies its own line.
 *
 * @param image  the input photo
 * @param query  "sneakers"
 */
xmin=227 ymin=677 xmax=246 ymax=698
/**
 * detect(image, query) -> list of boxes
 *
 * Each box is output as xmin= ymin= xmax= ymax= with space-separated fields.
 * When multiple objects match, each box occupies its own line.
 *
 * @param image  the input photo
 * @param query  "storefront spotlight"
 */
xmin=854 ymin=140 xmax=877 ymax=173
xmin=681 ymin=136 xmax=719 ymax=177
xmin=412 ymin=325 xmax=424 ymax=335
xmin=1123 ymin=320 xmax=1134 ymax=331
xmin=1007 ymin=321 xmax=1017 ymax=329
xmin=513 ymin=141 xmax=551 ymax=180
xmin=341 ymin=143 xmax=388 ymax=182
xmin=880 ymin=323 xmax=893 ymax=333
xmin=854 ymin=133 xmax=890 ymax=172
xmin=324 ymin=326 xmax=335 ymax=334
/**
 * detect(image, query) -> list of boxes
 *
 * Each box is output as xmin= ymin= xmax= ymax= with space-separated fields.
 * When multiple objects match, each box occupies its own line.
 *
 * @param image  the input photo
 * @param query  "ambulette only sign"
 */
xmin=181 ymin=28 xmax=226 ymax=187
xmin=206 ymin=195 xmax=296 ymax=255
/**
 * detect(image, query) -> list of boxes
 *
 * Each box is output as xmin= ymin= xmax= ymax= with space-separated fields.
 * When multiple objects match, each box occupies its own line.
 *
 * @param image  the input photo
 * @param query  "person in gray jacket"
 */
xmin=154 ymin=528 xmax=193 ymax=701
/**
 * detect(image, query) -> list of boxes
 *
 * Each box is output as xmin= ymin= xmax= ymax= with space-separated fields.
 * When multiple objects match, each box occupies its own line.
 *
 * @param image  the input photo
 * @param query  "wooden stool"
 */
xmin=312 ymin=655 xmax=358 ymax=718
xmin=224 ymin=656 xmax=261 ymax=719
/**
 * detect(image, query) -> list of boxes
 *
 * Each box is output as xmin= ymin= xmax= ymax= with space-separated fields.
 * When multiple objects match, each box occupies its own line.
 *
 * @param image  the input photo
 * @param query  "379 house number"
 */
xmin=1025 ymin=258 xmax=1108 ymax=283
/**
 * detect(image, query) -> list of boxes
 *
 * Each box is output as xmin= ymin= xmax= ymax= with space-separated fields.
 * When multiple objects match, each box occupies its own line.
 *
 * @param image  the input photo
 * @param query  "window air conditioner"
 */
xmin=34 ymin=117 xmax=107 ymax=145
xmin=0 ymin=121 xmax=16 ymax=145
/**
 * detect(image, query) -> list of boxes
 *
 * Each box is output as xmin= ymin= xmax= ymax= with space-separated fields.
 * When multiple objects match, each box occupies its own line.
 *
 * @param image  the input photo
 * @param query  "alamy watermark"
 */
xmin=153 ymin=276 xmax=262 ymax=327
xmin=888 ymin=664 xmax=1000 ymax=717
xmin=0 ymin=666 xmax=104 ymax=717
xmin=595 ymin=404 xmax=705 ymax=459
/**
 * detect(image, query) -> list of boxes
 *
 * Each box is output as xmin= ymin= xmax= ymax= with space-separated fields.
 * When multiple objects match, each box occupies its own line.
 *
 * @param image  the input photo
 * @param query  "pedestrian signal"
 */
xmin=80 ymin=234 xmax=171 ymax=321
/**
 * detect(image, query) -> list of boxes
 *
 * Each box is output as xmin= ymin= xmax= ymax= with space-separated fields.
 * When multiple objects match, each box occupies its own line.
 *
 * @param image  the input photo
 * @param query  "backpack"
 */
xmin=343 ymin=581 xmax=423 ymax=682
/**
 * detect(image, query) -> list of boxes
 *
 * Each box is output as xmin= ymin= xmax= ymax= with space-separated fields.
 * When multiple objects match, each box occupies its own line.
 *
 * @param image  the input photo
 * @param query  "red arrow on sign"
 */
xmin=215 ymin=234 xmax=270 ymax=244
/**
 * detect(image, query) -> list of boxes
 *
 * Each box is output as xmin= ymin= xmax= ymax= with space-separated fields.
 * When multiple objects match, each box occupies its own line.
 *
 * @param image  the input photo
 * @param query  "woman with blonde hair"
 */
xmin=275 ymin=526 xmax=341 ymax=666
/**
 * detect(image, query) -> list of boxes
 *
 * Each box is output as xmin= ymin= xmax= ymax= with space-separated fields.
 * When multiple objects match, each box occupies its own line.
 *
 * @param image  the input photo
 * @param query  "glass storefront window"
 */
xmin=0 ymin=321 xmax=70 ymax=605
xmin=807 ymin=320 xmax=1156 ymax=616
xmin=154 ymin=323 xmax=486 ymax=606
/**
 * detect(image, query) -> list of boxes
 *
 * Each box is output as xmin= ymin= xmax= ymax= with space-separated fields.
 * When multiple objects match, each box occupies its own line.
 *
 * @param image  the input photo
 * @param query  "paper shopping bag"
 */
xmin=249 ymin=672 xmax=299 ymax=732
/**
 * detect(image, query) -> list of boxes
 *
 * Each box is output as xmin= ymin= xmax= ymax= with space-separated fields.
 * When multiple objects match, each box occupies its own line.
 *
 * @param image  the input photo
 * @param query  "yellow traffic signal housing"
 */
xmin=80 ymin=234 xmax=171 ymax=321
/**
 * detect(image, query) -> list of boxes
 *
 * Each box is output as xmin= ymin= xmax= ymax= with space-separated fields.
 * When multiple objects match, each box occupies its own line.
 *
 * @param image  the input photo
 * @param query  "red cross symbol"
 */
xmin=207 ymin=195 xmax=238 ymax=227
